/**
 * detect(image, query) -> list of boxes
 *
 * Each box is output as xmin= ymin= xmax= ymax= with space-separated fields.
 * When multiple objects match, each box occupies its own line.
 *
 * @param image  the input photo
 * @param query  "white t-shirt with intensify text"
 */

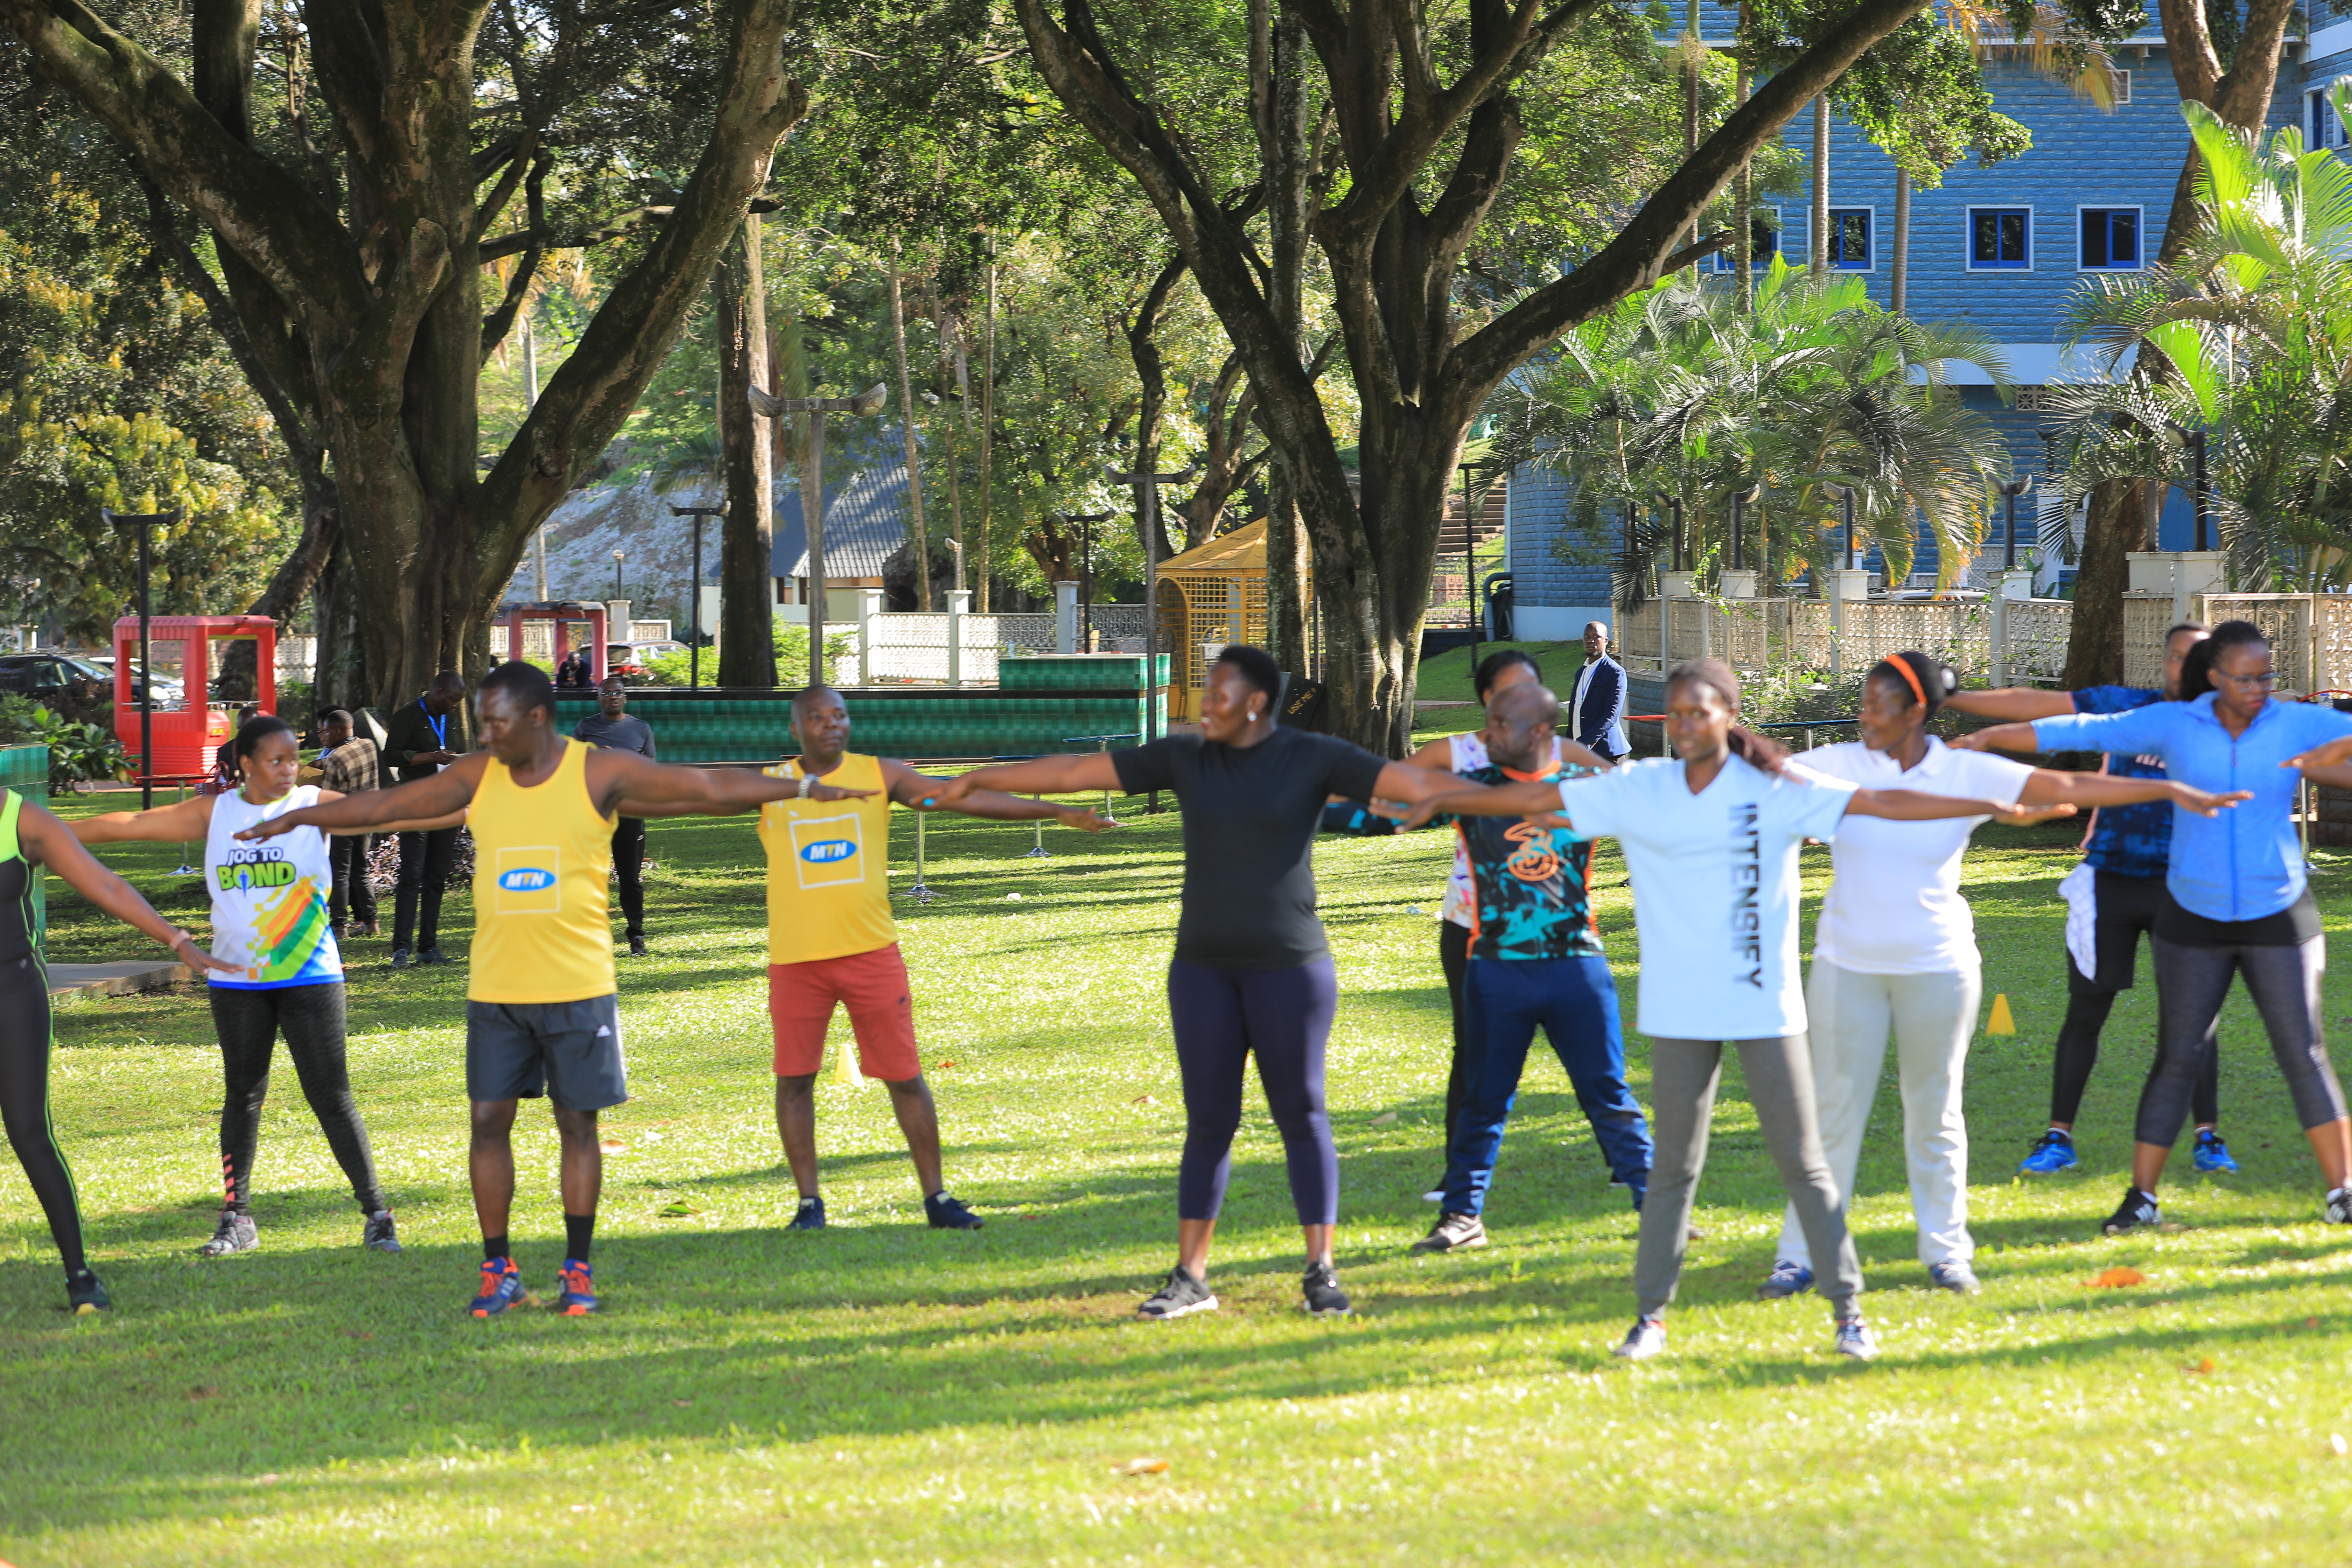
xmin=1554 ymin=755 xmax=1855 ymax=1041
xmin=1793 ymin=738 xmax=2034 ymax=976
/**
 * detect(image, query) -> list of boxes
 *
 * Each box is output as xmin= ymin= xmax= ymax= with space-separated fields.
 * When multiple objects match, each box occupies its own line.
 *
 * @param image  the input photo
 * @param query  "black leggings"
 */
xmin=1166 ymin=957 xmax=1339 ymax=1225
xmin=1 ymin=955 xmax=87 ymax=1277
xmin=2051 ymin=991 xmax=2218 ymax=1127
xmin=2138 ymin=934 xmax=2346 ymax=1147
xmin=209 ymin=983 xmax=387 ymax=1214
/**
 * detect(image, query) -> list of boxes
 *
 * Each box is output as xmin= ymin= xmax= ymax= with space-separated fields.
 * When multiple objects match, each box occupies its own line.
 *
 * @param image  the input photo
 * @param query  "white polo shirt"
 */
xmin=1554 ymin=755 xmax=1855 ymax=1040
xmin=1794 ymin=738 xmax=2035 ymax=976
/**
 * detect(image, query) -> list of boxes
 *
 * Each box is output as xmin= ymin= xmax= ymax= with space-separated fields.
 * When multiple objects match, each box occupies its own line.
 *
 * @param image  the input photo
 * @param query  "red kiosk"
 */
xmin=496 ymin=601 xmax=608 ymax=682
xmin=112 ymin=613 xmax=276 ymax=786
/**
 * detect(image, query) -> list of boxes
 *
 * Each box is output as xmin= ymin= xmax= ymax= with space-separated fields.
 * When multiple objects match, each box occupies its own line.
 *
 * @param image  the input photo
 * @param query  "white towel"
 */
xmin=2058 ymin=861 xmax=2099 ymax=979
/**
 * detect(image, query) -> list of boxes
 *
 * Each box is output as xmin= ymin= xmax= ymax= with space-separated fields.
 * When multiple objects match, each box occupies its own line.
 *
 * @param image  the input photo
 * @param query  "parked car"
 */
xmin=0 ymin=652 xmax=111 ymax=695
xmin=83 ymin=655 xmax=184 ymax=704
xmin=605 ymin=643 xmax=652 ymax=681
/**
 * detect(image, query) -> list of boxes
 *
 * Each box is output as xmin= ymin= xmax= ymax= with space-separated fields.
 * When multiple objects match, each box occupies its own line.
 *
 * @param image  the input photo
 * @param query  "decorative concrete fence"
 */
xmin=1616 ymin=593 xmax=2072 ymax=686
xmin=853 ymin=592 xmax=1148 ymax=686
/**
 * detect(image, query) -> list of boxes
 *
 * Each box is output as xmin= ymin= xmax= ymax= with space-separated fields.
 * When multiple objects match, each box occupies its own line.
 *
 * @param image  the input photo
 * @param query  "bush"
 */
xmin=0 ymin=693 xmax=131 ymax=793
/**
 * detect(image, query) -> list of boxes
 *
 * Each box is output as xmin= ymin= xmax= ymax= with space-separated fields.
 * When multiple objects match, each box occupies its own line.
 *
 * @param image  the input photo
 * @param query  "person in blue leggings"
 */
xmin=928 ymin=645 xmax=1461 ymax=1319
xmin=1328 ymin=681 xmax=1651 ymax=1251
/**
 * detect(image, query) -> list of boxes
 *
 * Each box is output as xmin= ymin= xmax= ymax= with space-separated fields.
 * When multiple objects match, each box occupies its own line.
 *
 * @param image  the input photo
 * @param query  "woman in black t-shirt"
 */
xmin=932 ymin=646 xmax=1458 ymax=1319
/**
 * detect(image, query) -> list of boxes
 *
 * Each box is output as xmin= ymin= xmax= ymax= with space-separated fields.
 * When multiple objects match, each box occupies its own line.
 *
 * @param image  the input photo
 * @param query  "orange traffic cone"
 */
xmin=1986 ymin=993 xmax=2016 ymax=1035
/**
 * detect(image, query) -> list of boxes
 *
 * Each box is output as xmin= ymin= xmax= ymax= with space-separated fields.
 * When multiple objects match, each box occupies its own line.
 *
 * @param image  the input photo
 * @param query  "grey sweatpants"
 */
xmin=1637 ymin=1035 xmax=1862 ymax=1318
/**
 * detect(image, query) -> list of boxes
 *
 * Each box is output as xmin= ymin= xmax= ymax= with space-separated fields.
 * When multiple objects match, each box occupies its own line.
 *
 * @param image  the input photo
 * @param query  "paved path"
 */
xmin=46 ymin=959 xmax=192 ymax=999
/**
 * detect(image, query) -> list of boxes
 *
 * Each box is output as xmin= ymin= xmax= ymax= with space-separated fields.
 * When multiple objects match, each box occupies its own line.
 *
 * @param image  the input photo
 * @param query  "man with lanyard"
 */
xmin=381 ymin=671 xmax=468 ymax=968
xmin=245 ymin=661 xmax=877 ymax=1316
xmin=1570 ymin=622 xmax=1630 ymax=763
xmin=316 ymin=708 xmax=380 ymax=939
xmin=1946 ymin=624 xmax=2234 ymax=1176
xmin=1329 ymin=681 xmax=1651 ymax=1251
xmin=746 ymin=684 xmax=1113 ymax=1231
xmin=573 ymin=676 xmax=657 ymax=956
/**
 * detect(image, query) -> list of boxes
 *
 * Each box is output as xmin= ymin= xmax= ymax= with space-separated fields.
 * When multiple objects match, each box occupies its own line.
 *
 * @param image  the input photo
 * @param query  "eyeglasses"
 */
xmin=2214 ymin=671 xmax=2278 ymax=688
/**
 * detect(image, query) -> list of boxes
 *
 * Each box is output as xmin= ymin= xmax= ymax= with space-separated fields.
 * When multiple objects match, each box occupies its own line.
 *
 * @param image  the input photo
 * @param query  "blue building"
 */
xmin=1504 ymin=5 xmax=2339 ymax=640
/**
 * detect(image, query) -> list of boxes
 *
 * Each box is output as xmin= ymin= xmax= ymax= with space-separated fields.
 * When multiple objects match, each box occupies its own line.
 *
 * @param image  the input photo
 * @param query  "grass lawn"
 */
xmin=9 ymin=783 xmax=2352 ymax=1564
xmin=1409 ymin=639 xmax=1585 ymax=705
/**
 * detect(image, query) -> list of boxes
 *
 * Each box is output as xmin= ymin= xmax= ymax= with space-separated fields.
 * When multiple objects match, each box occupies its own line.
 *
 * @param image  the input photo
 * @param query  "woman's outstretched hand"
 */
xmin=1367 ymin=797 xmax=1443 ymax=830
xmin=2284 ymin=736 xmax=2352 ymax=773
xmin=2170 ymin=784 xmax=2253 ymax=818
xmin=1054 ymin=805 xmax=1120 ymax=833
xmin=803 ymin=781 xmax=876 ymax=803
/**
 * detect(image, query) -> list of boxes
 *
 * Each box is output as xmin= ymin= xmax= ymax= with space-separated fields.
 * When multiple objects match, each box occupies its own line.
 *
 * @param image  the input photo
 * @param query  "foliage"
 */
xmin=639 ymin=621 xmax=855 ymax=688
xmin=0 ymin=691 xmax=128 ymax=791
xmin=2045 ymin=86 xmax=2352 ymax=590
xmin=1505 ymin=258 xmax=2014 ymax=604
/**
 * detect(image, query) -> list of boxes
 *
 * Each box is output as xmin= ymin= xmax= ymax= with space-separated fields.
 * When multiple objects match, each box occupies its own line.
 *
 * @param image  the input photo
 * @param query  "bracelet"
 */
xmin=799 ymin=773 xmax=816 ymax=799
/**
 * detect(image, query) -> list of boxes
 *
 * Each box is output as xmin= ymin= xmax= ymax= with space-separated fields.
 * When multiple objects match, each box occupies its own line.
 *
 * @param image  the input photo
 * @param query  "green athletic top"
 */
xmin=0 ymin=793 xmax=33 ymax=965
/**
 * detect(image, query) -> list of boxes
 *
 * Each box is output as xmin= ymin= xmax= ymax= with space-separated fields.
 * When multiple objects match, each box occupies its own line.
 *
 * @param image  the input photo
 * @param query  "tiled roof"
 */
xmin=772 ymin=453 xmax=915 ymax=582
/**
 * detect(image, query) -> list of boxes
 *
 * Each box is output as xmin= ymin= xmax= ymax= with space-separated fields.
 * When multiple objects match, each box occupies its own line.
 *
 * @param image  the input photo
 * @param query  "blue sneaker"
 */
xmin=1756 ymin=1259 xmax=1814 ymax=1300
xmin=553 ymin=1258 xmax=599 ymax=1316
xmin=2193 ymin=1129 xmax=2240 ymax=1175
xmin=468 ymin=1257 xmax=532 ymax=1318
xmin=788 ymin=1196 xmax=826 ymax=1232
xmin=2017 ymin=1129 xmax=2078 ymax=1176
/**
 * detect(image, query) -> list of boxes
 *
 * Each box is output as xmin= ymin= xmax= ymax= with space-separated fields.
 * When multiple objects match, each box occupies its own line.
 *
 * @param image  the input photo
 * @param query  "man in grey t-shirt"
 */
xmin=573 ymin=676 xmax=657 ymax=955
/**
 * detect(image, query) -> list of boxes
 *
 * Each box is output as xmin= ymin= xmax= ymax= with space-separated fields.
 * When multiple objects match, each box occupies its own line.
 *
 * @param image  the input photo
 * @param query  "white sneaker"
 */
xmin=1833 ymin=1315 xmax=1878 ymax=1361
xmin=1614 ymin=1315 xmax=1666 ymax=1361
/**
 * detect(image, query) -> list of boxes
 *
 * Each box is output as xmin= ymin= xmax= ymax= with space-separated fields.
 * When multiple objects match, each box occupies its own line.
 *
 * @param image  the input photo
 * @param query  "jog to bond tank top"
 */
xmin=203 ymin=785 xmax=342 ymax=988
xmin=757 ymin=752 xmax=895 ymax=965
xmin=467 ymin=738 xmax=616 ymax=1004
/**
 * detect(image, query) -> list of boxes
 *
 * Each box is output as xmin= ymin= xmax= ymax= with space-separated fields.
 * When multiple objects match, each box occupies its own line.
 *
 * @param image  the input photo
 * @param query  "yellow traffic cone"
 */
xmin=1986 ymin=993 xmax=2016 ymax=1035
xmin=833 ymin=1044 xmax=862 ymax=1086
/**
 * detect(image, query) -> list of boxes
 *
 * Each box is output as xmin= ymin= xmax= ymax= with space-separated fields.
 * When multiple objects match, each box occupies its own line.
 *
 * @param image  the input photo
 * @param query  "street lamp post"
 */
xmin=668 ymin=503 xmax=724 ymax=691
xmin=1997 ymin=476 xmax=2035 ymax=571
xmin=752 ymin=382 xmax=889 ymax=680
xmin=1653 ymin=491 xmax=1684 ymax=571
xmin=2168 ymin=422 xmax=2210 ymax=552
xmin=1821 ymin=481 xmax=1856 ymax=571
xmin=1729 ymin=483 xmax=1763 ymax=574
xmin=611 ymin=548 xmax=625 ymax=601
xmin=105 ymin=505 xmax=183 ymax=810
xmin=1052 ymin=510 xmax=1113 ymax=651
xmin=1820 ymin=482 xmax=1856 ymax=679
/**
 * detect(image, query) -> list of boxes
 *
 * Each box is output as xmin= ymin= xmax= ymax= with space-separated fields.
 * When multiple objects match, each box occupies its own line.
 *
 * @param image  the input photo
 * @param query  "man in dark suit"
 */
xmin=1569 ymin=620 xmax=1629 ymax=762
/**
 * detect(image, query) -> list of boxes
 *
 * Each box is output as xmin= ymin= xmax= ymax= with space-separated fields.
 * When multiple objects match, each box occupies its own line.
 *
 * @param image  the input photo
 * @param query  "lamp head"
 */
xmin=850 ymin=383 xmax=888 ymax=417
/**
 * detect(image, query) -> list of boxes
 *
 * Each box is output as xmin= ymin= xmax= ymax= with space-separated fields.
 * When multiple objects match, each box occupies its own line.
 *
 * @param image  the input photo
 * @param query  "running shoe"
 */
xmin=1927 ymin=1259 xmax=1980 ymax=1295
xmin=66 ymin=1269 xmax=109 ymax=1316
xmin=1301 ymin=1260 xmax=1352 ymax=1317
xmin=787 ymin=1196 xmax=826 ymax=1232
xmin=1136 ymin=1265 xmax=1218 ymax=1321
xmin=2017 ymin=1128 xmax=2078 ymax=1176
xmin=468 ymin=1257 xmax=532 ymax=1318
xmin=417 ymin=947 xmax=453 ymax=966
xmin=1756 ymin=1259 xmax=1814 ymax=1300
xmin=1614 ymin=1315 xmax=1666 ymax=1361
xmin=1833 ymin=1315 xmax=1878 ymax=1361
xmin=2193 ymin=1129 xmax=2240 ymax=1175
xmin=1412 ymin=1212 xmax=1488 ymax=1253
xmin=552 ymin=1258 xmax=599 ymax=1316
xmin=2102 ymin=1186 xmax=2162 ymax=1236
xmin=198 ymin=1210 xmax=258 ymax=1258
xmin=390 ymin=946 xmax=412 ymax=969
xmin=2326 ymin=1187 xmax=2352 ymax=1225
xmin=925 ymin=1191 xmax=984 ymax=1231
xmin=628 ymin=935 xmax=648 ymax=957
xmin=1420 ymin=1185 xmax=1446 ymax=1203
xmin=362 ymin=1211 xmax=401 ymax=1253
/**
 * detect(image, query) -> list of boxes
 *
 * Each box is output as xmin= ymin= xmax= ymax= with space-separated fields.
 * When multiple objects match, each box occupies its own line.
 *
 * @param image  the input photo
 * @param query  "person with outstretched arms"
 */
xmin=1388 ymin=659 xmax=2062 ymax=1363
xmin=926 ymin=645 xmax=1465 ymax=1320
xmin=1962 ymin=621 xmax=2352 ymax=1237
xmin=1391 ymin=649 xmax=1612 ymax=1196
xmin=239 ymin=661 xmax=872 ymax=1318
xmin=1329 ymin=681 xmax=1647 ymax=1252
xmin=1 ymin=788 xmax=235 ymax=1311
xmin=1753 ymin=653 xmax=2242 ymax=1304
xmin=1944 ymin=623 xmax=2230 ymax=1175
xmin=73 ymin=715 xmax=471 ymax=1260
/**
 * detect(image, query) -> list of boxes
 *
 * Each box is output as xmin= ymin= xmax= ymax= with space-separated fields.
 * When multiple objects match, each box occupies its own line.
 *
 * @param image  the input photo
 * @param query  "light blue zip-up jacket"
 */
xmin=2033 ymin=693 xmax=2352 ymax=922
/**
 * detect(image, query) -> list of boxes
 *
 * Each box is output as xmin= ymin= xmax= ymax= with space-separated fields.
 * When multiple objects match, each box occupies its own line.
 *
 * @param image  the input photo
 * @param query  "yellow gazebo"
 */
xmin=1156 ymin=518 xmax=1310 ymax=720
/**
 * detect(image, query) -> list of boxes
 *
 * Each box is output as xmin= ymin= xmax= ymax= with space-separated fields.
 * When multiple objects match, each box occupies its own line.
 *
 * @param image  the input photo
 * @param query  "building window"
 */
xmin=2079 ymin=207 xmax=2142 ymax=270
xmin=1968 ymin=207 xmax=2032 ymax=270
xmin=2109 ymin=69 xmax=2130 ymax=105
xmin=1713 ymin=208 xmax=1780 ymax=272
xmin=1827 ymin=208 xmax=1872 ymax=270
xmin=2310 ymin=88 xmax=2349 ymax=150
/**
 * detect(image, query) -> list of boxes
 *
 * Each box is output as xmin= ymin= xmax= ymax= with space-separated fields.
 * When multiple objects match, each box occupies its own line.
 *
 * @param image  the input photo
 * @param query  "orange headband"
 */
xmin=1887 ymin=657 xmax=1928 ymax=709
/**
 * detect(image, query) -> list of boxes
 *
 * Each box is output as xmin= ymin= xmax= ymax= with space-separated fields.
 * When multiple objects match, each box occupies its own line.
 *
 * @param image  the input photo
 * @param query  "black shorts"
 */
xmin=465 ymin=995 xmax=629 ymax=1111
xmin=2068 ymin=870 xmax=2168 ymax=997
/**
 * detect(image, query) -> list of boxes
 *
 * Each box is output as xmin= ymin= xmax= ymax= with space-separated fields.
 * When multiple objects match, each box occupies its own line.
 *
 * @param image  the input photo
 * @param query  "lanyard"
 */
xmin=422 ymin=701 xmax=447 ymax=751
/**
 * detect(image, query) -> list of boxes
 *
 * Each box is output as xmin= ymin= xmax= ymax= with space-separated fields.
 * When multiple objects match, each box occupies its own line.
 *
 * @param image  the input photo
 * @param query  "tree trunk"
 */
xmin=1811 ymin=95 xmax=1828 ymax=274
xmin=934 ymin=288 xmax=969 ymax=584
xmin=886 ymin=236 xmax=932 ymax=610
xmin=800 ymin=408 xmax=828 ymax=678
xmin=1891 ymin=168 xmax=1909 ymax=312
xmin=1736 ymin=6 xmax=1753 ymax=306
xmin=716 ymin=217 xmax=777 ymax=687
xmin=1257 ymin=4 xmax=1311 ymax=674
xmin=976 ymin=245 xmax=996 ymax=612
xmin=2063 ymin=479 xmax=2143 ymax=687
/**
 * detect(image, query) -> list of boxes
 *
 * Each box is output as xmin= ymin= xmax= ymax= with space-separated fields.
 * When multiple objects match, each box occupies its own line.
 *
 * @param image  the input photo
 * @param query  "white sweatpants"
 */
xmin=1777 ymin=960 xmax=1980 ymax=1270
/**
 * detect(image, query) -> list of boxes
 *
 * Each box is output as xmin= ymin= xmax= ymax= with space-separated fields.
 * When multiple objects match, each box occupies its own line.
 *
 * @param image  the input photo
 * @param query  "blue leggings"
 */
xmin=1166 ymin=957 xmax=1340 ymax=1225
xmin=1442 ymin=954 xmax=1652 ymax=1215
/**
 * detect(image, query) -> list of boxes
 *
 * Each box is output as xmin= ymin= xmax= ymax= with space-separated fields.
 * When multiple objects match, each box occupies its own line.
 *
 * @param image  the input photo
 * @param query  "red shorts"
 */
xmin=767 ymin=944 xmax=921 ymax=1081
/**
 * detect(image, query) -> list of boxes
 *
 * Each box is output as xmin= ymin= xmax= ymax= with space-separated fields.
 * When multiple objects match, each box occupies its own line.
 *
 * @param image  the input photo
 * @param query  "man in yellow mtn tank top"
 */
xmin=755 ymin=685 xmax=1114 ymax=1232
xmin=244 ymin=662 xmax=870 ymax=1318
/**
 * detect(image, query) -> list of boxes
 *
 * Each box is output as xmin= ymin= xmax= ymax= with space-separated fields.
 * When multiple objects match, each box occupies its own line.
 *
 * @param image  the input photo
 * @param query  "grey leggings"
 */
xmin=1637 ymin=1035 xmax=1861 ymax=1318
xmin=2140 ymin=934 xmax=2346 ymax=1146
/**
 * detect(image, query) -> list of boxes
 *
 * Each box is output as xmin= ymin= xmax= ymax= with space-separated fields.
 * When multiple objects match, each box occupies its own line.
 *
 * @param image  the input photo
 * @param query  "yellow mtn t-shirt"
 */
xmin=757 ymin=752 xmax=896 ymax=965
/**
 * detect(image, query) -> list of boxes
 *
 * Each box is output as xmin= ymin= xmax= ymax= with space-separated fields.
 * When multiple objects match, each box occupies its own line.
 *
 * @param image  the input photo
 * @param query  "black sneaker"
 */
xmin=628 ymin=935 xmax=648 ymax=957
xmin=67 ymin=1269 xmax=109 ymax=1316
xmin=417 ymin=947 xmax=453 ymax=966
xmin=1302 ymin=1260 xmax=1351 ymax=1316
xmin=2326 ymin=1187 xmax=2352 ymax=1225
xmin=925 ymin=1191 xmax=983 ymax=1231
xmin=1412 ymin=1212 xmax=1488 ymax=1253
xmin=198 ymin=1210 xmax=259 ymax=1257
xmin=363 ymin=1210 xmax=401 ymax=1253
xmin=1137 ymin=1265 xmax=1218 ymax=1320
xmin=787 ymin=1196 xmax=826 ymax=1232
xmin=390 ymin=947 xmax=412 ymax=969
xmin=2102 ymin=1185 xmax=2162 ymax=1236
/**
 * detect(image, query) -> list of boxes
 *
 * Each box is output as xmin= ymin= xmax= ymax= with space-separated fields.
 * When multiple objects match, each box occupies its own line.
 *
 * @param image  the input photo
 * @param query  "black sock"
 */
xmin=483 ymin=1233 xmax=510 ymax=1262
xmin=565 ymin=1213 xmax=595 ymax=1262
